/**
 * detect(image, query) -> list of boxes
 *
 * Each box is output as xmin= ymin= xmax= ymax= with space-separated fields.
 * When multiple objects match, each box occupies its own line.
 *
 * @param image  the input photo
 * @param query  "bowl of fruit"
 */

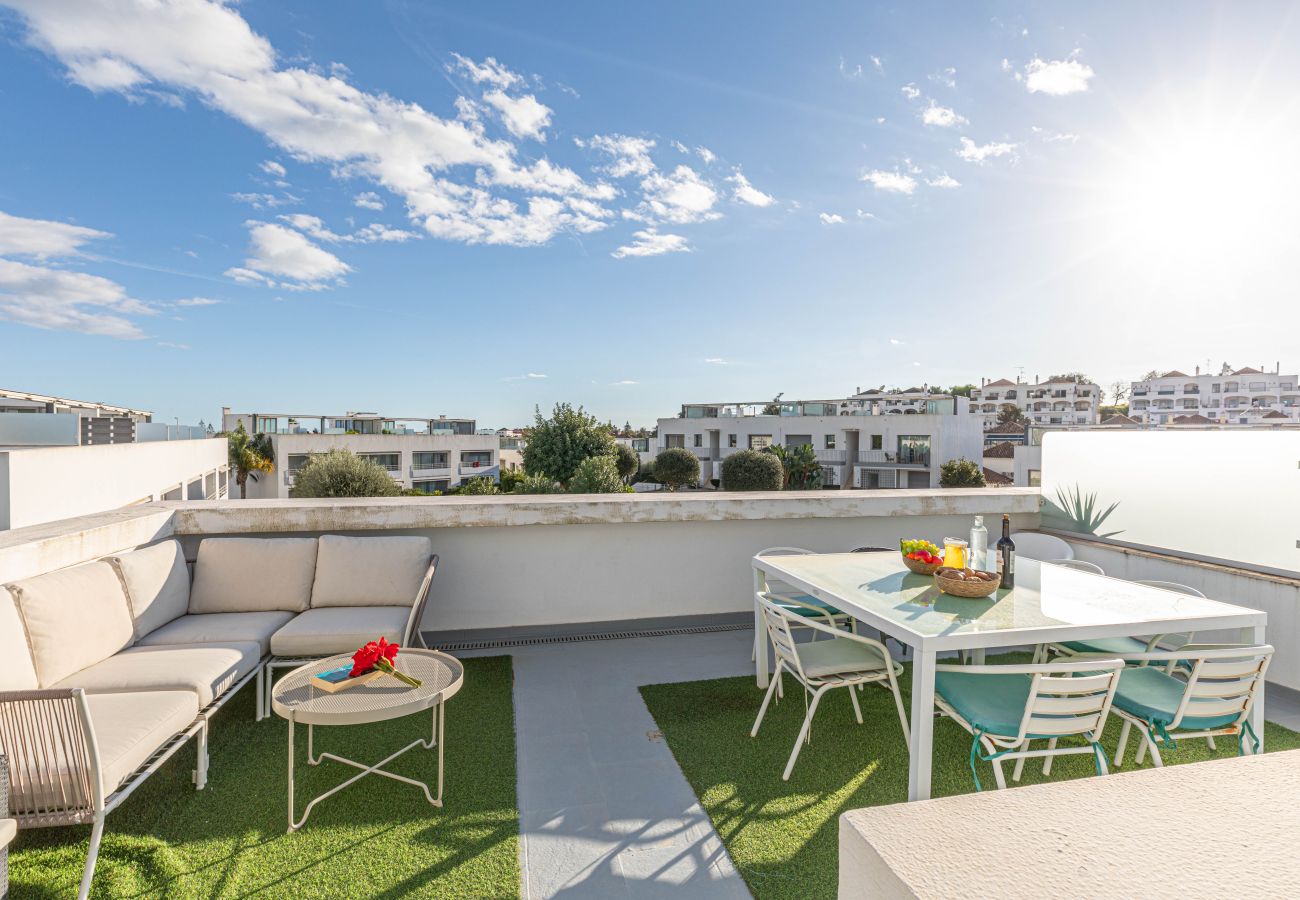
xmin=934 ymin=566 xmax=1001 ymax=598
xmin=900 ymin=539 xmax=944 ymax=575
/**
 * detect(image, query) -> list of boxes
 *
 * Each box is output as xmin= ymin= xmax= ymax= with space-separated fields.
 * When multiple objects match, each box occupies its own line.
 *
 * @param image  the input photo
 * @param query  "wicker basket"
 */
xmin=934 ymin=567 xmax=1001 ymax=598
xmin=901 ymin=554 xmax=943 ymax=576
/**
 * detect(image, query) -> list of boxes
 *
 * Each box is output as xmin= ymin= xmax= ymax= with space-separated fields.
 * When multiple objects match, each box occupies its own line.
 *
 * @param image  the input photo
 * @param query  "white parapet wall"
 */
xmin=0 ymin=438 xmax=228 ymax=530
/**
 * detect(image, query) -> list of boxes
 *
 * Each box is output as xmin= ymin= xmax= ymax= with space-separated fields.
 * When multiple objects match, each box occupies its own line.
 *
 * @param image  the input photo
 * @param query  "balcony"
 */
xmin=409 ymin=464 xmax=452 ymax=478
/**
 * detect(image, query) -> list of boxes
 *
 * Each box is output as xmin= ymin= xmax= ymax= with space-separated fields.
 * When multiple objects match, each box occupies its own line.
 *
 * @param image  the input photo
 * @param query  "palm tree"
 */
xmin=225 ymin=420 xmax=275 ymax=499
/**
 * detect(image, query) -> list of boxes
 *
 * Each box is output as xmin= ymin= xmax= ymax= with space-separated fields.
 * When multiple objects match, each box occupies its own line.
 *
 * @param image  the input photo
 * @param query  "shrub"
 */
xmin=522 ymin=402 xmax=616 ymax=486
xmin=765 ymin=443 xmax=823 ymax=490
xmin=652 ymin=448 xmax=700 ymax=491
xmin=458 ymin=476 xmax=501 ymax=495
xmin=721 ymin=449 xmax=784 ymax=491
xmin=511 ymin=473 xmax=565 ymax=494
xmin=497 ymin=467 xmax=526 ymax=494
xmin=290 ymin=449 xmax=400 ymax=498
xmin=567 ymin=455 xmax=629 ymax=494
xmin=940 ymin=457 xmax=986 ymax=488
xmin=613 ymin=443 xmax=639 ymax=481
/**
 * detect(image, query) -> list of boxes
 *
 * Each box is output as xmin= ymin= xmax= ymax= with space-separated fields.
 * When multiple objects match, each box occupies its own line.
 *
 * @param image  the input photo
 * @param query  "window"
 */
xmin=412 ymin=479 xmax=450 ymax=494
xmin=665 ymin=434 xmax=684 ymax=449
xmin=412 ymin=451 xmax=449 ymax=469
xmin=631 ymin=438 xmax=649 ymax=452
xmin=728 ymin=434 xmax=737 ymax=448
xmin=360 ymin=453 xmax=400 ymax=471
xmin=1212 ymin=384 xmax=1221 ymax=393
xmin=870 ymin=434 xmax=883 ymax=451
xmin=287 ymin=454 xmax=311 ymax=472
xmin=749 ymin=434 xmax=773 ymax=450
xmin=254 ymin=417 xmax=278 ymax=433
xmin=824 ymin=434 xmax=836 ymax=450
xmin=1028 ymin=469 xmax=1042 ymax=487
xmin=460 ymin=451 xmax=493 ymax=467
xmin=693 ymin=434 xmax=703 ymax=448
xmin=897 ymin=435 xmax=931 ymax=465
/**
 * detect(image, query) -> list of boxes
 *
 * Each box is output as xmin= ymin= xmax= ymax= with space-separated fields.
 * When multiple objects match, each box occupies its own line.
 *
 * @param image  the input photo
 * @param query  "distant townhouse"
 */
xmin=1129 ymin=365 xmax=1300 ymax=426
xmin=968 ymin=376 xmax=1101 ymax=429
xmin=221 ymin=407 xmax=500 ymax=497
xmin=656 ymin=388 xmax=983 ymax=489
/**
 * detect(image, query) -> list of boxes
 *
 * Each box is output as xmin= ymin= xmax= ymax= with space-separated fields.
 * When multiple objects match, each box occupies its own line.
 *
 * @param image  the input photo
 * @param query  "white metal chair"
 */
xmin=1100 ymin=645 xmax=1274 ymax=768
xmin=752 ymin=548 xmax=855 ymax=664
xmin=751 ymin=593 xmax=909 ymax=781
xmin=933 ymin=657 xmax=1123 ymax=790
xmin=1045 ymin=558 xmax=1105 ymax=575
xmin=1009 ymin=532 xmax=1074 ymax=561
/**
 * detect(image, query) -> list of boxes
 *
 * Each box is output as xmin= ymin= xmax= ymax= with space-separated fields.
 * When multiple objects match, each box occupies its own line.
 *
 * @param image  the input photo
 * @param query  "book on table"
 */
xmin=310 ymin=663 xmax=383 ymax=693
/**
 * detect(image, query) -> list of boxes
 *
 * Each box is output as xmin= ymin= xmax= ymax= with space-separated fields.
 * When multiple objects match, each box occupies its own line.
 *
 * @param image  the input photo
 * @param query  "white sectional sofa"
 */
xmin=0 ymin=534 xmax=437 ymax=900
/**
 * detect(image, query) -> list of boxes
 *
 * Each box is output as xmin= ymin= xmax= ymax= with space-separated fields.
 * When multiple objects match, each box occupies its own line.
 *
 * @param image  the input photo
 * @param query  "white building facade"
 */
xmin=1129 ymin=366 xmax=1300 ymax=426
xmin=968 ymin=377 xmax=1101 ymax=428
xmin=657 ymin=391 xmax=983 ymax=489
xmin=222 ymin=408 xmax=501 ymax=497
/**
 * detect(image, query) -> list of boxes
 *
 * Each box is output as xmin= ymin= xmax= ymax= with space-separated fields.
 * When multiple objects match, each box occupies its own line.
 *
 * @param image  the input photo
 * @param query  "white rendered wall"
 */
xmin=0 ymin=411 xmax=79 ymax=446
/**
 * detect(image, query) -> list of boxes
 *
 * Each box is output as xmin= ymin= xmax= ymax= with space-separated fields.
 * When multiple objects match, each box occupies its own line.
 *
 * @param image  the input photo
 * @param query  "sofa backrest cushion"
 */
xmin=111 ymin=539 xmax=191 ymax=640
xmin=0 ymin=587 xmax=39 ymax=691
xmin=6 ymin=560 xmax=134 ymax=687
xmin=310 ymin=535 xmax=432 ymax=608
xmin=189 ymin=537 xmax=318 ymax=614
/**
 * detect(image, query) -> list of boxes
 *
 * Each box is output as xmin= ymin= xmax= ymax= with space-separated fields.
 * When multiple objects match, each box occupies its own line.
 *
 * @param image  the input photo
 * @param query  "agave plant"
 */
xmin=763 ymin=443 xmax=824 ymax=490
xmin=1041 ymin=483 xmax=1123 ymax=537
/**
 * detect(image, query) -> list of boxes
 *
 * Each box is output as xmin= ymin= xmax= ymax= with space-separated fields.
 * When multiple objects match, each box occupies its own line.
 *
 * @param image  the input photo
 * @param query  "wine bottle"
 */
xmin=997 ymin=514 xmax=1015 ymax=589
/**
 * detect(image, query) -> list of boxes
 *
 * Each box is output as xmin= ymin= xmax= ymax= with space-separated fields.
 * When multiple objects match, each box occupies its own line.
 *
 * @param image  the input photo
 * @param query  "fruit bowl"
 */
xmin=901 ymin=554 xmax=943 ymax=576
xmin=899 ymin=539 xmax=944 ymax=576
xmin=934 ymin=567 xmax=1001 ymax=598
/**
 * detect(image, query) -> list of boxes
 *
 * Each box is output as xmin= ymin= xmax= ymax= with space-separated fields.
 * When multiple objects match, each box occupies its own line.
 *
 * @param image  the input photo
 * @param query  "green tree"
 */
xmin=511 ymin=473 xmax=564 ymax=494
xmin=995 ymin=403 xmax=1025 ymax=428
xmin=522 ymin=403 xmax=617 ymax=486
xmin=1099 ymin=404 xmax=1129 ymax=419
xmin=224 ymin=420 xmax=275 ymax=499
xmin=721 ymin=449 xmax=784 ymax=491
xmin=567 ymin=456 xmax=629 ymax=494
xmin=947 ymin=384 xmax=976 ymax=398
xmin=940 ymin=457 xmax=986 ymax=488
xmin=764 ymin=443 xmax=823 ymax=490
xmin=613 ymin=443 xmax=639 ymax=482
xmin=652 ymin=448 xmax=700 ymax=491
xmin=290 ymin=449 xmax=399 ymax=498
xmin=459 ymin=476 xmax=501 ymax=495
xmin=498 ymin=467 xmax=526 ymax=494
xmin=760 ymin=392 xmax=784 ymax=416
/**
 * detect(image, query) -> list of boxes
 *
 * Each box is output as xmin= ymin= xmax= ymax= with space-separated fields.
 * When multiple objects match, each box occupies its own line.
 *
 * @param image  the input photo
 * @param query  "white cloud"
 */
xmin=696 ymin=146 xmax=716 ymax=165
xmin=838 ymin=58 xmax=863 ymax=79
xmin=0 ymin=210 xmax=111 ymax=258
xmin=926 ymin=173 xmax=961 ymax=188
xmin=157 ymin=341 xmax=189 ymax=349
xmin=861 ymin=169 xmax=917 ymax=194
xmin=855 ymin=209 xmax=875 ymax=219
xmin=818 ymin=212 xmax=845 ymax=225
xmin=956 ymin=137 xmax=1019 ymax=163
xmin=231 ymin=191 xmax=299 ymax=210
xmin=582 ymin=133 xmax=657 ymax=178
xmin=900 ymin=83 xmax=921 ymax=100
xmin=279 ymin=213 xmax=418 ymax=245
xmin=259 ymin=160 xmax=286 ymax=178
xmin=875 ymin=116 xmax=885 ymax=124
xmin=1023 ymin=56 xmax=1095 ymax=95
xmin=728 ymin=171 xmax=775 ymax=207
xmin=225 ymin=221 xmax=350 ymax=289
xmin=1000 ymin=58 xmax=1012 ymax=73
xmin=174 ymin=297 xmax=221 ymax=307
xmin=353 ymin=191 xmax=384 ymax=211
xmin=527 ymin=372 xmax=546 ymax=379
xmin=921 ymin=101 xmax=967 ymax=128
xmin=632 ymin=165 xmax=719 ymax=224
xmin=889 ymin=338 xmax=903 ymax=344
xmin=871 ymin=55 xmax=883 ymax=73
xmin=671 ymin=140 xmax=689 ymax=153
xmin=612 ymin=379 xmax=638 ymax=385
xmin=704 ymin=357 xmax=728 ymax=365
xmin=929 ymin=67 xmax=957 ymax=88
xmin=611 ymin=229 xmax=690 ymax=259
xmin=448 ymin=53 xmax=523 ymax=90
xmin=1031 ymin=126 xmax=1080 ymax=144
xmin=482 ymin=89 xmax=552 ymax=141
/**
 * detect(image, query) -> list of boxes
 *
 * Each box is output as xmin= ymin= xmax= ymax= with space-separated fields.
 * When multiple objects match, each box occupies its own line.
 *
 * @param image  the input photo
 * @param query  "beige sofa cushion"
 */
xmin=111 ymin=539 xmax=191 ymax=640
xmin=137 ymin=611 xmax=294 ymax=656
xmin=310 ymin=535 xmax=432 ymax=608
xmin=270 ymin=606 xmax=411 ymax=657
xmin=53 ymin=641 xmax=262 ymax=707
xmin=7 ymin=561 xmax=134 ymax=687
xmin=0 ymin=587 xmax=39 ymax=691
xmin=189 ymin=538 xmax=318 ymax=614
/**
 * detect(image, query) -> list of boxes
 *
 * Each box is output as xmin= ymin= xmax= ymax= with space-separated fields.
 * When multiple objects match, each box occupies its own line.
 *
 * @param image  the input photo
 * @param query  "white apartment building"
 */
xmin=222 ymin=408 xmax=500 ymax=497
xmin=1129 ymin=365 xmax=1300 ymax=426
xmin=657 ymin=390 xmax=983 ymax=489
xmin=968 ymin=377 xmax=1101 ymax=428
xmin=0 ymin=388 xmax=227 ymax=529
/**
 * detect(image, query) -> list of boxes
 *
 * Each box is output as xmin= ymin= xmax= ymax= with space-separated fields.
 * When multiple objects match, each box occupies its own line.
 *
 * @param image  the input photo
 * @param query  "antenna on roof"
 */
xmin=1015 ymin=366 xmax=1025 ymax=383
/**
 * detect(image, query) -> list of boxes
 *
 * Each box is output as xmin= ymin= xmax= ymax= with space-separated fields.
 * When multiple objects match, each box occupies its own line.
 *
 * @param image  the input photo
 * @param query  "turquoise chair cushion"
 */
xmin=1112 ymin=665 xmax=1240 ymax=730
xmin=774 ymin=594 xmax=844 ymax=618
xmin=935 ymin=671 xmax=1032 ymax=738
xmin=1061 ymin=635 xmax=1150 ymax=655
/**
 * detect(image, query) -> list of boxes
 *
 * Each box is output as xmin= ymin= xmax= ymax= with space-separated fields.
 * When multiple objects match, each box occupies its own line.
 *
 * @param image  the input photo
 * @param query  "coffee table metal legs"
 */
xmin=286 ymin=703 xmax=445 ymax=833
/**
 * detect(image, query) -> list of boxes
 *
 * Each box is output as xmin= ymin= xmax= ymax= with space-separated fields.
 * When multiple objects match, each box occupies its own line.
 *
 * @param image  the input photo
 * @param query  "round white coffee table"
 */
xmin=271 ymin=649 xmax=464 ymax=832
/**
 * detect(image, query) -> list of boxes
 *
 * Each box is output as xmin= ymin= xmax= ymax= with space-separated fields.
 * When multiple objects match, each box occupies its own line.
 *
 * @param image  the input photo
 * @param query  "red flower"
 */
xmin=350 ymin=641 xmax=381 ymax=677
xmin=349 ymin=636 xmax=420 ymax=687
xmin=376 ymin=636 xmax=400 ymax=664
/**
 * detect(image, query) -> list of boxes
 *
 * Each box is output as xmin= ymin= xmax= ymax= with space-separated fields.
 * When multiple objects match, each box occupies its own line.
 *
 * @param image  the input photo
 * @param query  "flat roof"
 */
xmin=0 ymin=387 xmax=151 ymax=417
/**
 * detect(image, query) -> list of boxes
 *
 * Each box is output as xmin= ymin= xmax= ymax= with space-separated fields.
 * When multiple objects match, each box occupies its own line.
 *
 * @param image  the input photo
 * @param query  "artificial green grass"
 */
xmin=10 ymin=655 xmax=519 ymax=899
xmin=640 ymin=654 xmax=1300 ymax=900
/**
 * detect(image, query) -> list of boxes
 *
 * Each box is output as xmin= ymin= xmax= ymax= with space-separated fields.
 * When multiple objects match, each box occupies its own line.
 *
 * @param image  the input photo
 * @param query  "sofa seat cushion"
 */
xmin=137 ymin=611 xmax=295 ymax=656
xmin=111 ymin=540 xmax=191 ymax=640
xmin=311 ymin=535 xmax=432 ymax=608
xmin=189 ymin=538 xmax=318 ymax=615
xmin=6 ymin=560 xmax=135 ymax=687
xmin=53 ymin=642 xmax=262 ymax=707
xmin=270 ymin=607 xmax=411 ymax=658
xmin=0 ymin=587 xmax=38 ymax=691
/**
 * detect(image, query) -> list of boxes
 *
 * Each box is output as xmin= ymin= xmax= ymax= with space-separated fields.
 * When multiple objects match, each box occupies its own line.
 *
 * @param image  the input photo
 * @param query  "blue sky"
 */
xmin=1 ymin=1 xmax=1298 ymax=428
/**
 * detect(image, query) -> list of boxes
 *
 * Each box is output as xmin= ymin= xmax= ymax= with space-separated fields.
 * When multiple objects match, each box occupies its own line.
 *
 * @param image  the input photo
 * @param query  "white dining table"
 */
xmin=752 ymin=551 xmax=1268 ymax=802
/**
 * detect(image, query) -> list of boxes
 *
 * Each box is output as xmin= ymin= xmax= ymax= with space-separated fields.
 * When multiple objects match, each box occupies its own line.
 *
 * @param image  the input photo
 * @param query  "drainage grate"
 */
xmin=430 ymin=621 xmax=748 ymax=653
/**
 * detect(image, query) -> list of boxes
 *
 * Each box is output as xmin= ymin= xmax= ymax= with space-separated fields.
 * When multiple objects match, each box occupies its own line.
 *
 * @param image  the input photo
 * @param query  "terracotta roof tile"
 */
xmin=983 ymin=378 xmax=1016 ymax=387
xmin=1100 ymin=414 xmax=1140 ymax=426
xmin=982 ymin=467 xmax=1013 ymax=485
xmin=982 ymin=441 xmax=1016 ymax=459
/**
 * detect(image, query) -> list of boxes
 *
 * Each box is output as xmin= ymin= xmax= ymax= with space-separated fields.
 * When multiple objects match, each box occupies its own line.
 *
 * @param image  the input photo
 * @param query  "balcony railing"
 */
xmin=855 ymin=450 xmax=930 ymax=466
xmin=410 ymin=465 xmax=453 ymax=477
xmin=815 ymin=450 xmax=846 ymax=464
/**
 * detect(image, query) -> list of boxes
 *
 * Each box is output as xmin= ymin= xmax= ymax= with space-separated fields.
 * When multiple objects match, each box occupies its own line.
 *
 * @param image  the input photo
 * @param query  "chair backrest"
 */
xmin=1172 ymin=645 xmax=1273 ymax=730
xmin=1010 ymin=532 xmax=1073 ymax=561
xmin=1014 ymin=659 xmax=1123 ymax=744
xmin=849 ymin=546 xmax=891 ymax=553
xmin=1046 ymin=558 xmax=1105 ymax=575
xmin=755 ymin=547 xmax=814 ymax=598
xmin=756 ymin=593 xmax=811 ymax=683
xmin=1134 ymin=580 xmax=1206 ymax=598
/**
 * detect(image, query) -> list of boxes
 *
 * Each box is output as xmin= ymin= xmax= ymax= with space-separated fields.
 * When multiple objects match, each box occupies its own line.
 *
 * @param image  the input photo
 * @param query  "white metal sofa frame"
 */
xmin=257 ymin=554 xmax=439 ymax=720
xmin=0 ymin=664 xmax=263 ymax=899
